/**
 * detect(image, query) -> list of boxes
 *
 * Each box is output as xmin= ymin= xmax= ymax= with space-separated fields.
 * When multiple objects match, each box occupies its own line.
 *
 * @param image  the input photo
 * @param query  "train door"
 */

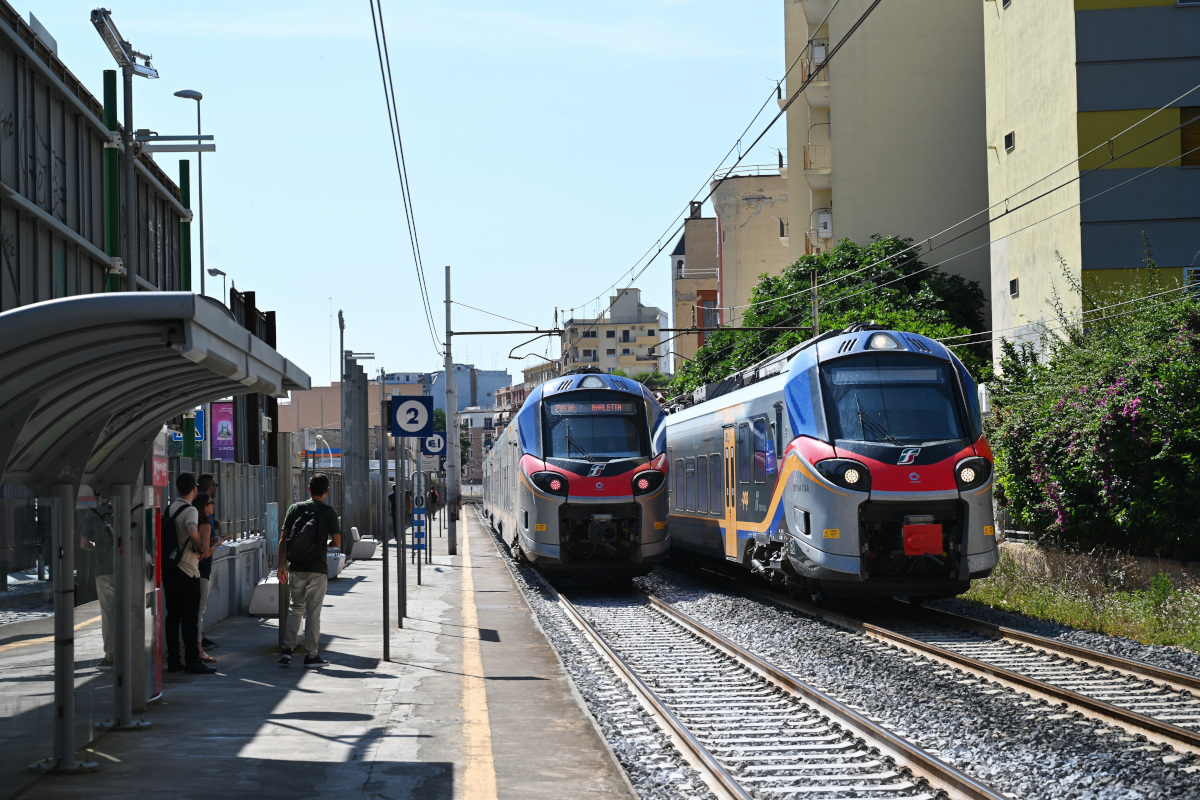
xmin=722 ymin=425 xmax=737 ymax=560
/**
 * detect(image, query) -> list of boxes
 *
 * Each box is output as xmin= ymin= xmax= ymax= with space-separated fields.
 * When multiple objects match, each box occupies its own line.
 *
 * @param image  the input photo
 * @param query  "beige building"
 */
xmin=712 ymin=173 xmax=791 ymax=326
xmin=561 ymin=288 xmax=669 ymax=375
xmin=984 ymin=0 xmax=1200 ymax=358
xmin=668 ymin=210 xmax=720 ymax=367
xmin=278 ymin=378 xmax=425 ymax=434
xmin=522 ymin=361 xmax=559 ymax=390
xmin=784 ymin=0 xmax=991 ymax=307
xmin=457 ymin=407 xmax=493 ymax=485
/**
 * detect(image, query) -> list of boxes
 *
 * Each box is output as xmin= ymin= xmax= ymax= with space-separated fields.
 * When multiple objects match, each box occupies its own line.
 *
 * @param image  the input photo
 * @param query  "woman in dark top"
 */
xmin=192 ymin=493 xmax=223 ymax=664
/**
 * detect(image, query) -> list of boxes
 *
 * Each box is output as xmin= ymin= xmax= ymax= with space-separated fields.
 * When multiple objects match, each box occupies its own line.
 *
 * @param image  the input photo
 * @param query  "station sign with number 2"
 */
xmin=389 ymin=396 xmax=434 ymax=438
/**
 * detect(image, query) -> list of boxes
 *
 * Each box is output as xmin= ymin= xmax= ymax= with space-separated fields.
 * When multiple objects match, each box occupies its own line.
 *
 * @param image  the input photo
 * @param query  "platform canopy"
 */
xmin=0 ymin=292 xmax=310 ymax=492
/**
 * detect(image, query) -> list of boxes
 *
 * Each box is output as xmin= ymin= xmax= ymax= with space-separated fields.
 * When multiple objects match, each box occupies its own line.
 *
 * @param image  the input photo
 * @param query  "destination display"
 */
xmin=547 ymin=400 xmax=638 ymax=416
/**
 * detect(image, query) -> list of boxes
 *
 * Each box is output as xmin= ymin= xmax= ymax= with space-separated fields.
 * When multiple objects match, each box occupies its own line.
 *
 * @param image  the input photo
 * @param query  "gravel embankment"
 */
xmin=639 ymin=568 xmax=1200 ymax=800
xmin=478 ymin=515 xmax=716 ymax=800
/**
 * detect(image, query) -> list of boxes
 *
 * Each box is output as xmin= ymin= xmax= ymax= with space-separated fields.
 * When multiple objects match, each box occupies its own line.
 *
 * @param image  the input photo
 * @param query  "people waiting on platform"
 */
xmin=163 ymin=473 xmax=216 ymax=674
xmin=191 ymin=491 xmax=223 ymax=664
xmin=196 ymin=474 xmax=224 ymax=659
xmin=278 ymin=472 xmax=341 ymax=668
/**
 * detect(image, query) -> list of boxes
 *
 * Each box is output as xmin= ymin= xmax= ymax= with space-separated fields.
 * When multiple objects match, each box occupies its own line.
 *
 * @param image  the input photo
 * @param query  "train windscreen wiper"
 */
xmin=856 ymin=396 xmax=902 ymax=446
xmin=564 ymin=421 xmax=596 ymax=462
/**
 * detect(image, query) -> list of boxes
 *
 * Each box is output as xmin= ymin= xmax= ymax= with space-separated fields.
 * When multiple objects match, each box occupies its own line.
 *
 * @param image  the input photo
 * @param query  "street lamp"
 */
xmin=174 ymin=89 xmax=206 ymax=296
xmin=207 ymin=267 xmax=226 ymax=301
xmin=315 ymin=434 xmax=333 ymax=468
xmin=91 ymin=8 xmax=158 ymax=295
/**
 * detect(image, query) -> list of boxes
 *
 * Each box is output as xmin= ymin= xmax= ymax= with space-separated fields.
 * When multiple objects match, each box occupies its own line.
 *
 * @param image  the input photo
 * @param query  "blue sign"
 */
xmin=422 ymin=431 xmax=447 ymax=456
xmin=390 ymin=395 xmax=434 ymax=438
xmin=171 ymin=408 xmax=205 ymax=442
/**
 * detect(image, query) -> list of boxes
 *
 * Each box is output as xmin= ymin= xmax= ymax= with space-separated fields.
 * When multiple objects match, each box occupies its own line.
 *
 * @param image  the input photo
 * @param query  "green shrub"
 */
xmin=988 ymin=257 xmax=1200 ymax=560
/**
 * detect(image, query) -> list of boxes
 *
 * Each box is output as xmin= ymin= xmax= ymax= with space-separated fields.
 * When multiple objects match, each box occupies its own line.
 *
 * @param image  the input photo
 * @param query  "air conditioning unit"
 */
xmin=813 ymin=42 xmax=827 ymax=63
xmin=261 ymin=416 xmax=273 ymax=433
xmin=817 ymin=211 xmax=833 ymax=239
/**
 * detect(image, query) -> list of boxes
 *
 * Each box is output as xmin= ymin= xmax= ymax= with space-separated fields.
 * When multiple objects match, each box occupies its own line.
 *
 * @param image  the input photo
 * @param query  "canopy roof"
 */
xmin=0 ymin=292 xmax=310 ymax=491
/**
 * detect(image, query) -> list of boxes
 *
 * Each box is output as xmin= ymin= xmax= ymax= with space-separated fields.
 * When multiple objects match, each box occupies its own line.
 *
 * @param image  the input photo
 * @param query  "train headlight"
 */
xmin=954 ymin=457 xmax=992 ymax=491
xmin=632 ymin=470 xmax=665 ymax=496
xmin=815 ymin=459 xmax=871 ymax=492
xmin=530 ymin=471 xmax=569 ymax=497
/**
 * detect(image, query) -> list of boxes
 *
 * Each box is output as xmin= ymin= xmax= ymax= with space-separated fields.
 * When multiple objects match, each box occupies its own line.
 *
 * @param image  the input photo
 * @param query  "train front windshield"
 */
xmin=542 ymin=391 xmax=651 ymax=461
xmin=820 ymin=354 xmax=968 ymax=445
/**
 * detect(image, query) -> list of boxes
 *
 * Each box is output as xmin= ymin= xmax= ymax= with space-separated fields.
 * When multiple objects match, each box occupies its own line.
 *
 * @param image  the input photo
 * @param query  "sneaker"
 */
xmin=302 ymin=655 xmax=328 ymax=669
xmin=184 ymin=663 xmax=218 ymax=674
xmin=98 ymin=656 xmax=114 ymax=670
xmin=201 ymin=638 xmax=218 ymax=650
xmin=166 ymin=661 xmax=185 ymax=673
xmin=278 ymin=650 xmax=292 ymax=666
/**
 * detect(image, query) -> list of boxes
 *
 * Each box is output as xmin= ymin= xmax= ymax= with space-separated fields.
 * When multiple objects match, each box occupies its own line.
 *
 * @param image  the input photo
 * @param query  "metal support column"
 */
xmin=444 ymin=265 xmax=459 ymax=556
xmin=393 ymin=435 xmax=404 ymax=626
xmin=111 ymin=484 xmax=149 ymax=731
xmin=121 ymin=65 xmax=135 ymax=294
xmin=380 ymin=385 xmax=390 ymax=657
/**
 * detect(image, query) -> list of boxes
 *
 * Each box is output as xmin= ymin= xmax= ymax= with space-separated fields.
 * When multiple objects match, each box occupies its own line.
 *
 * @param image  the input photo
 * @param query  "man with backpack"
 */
xmin=163 ymin=473 xmax=216 ymax=674
xmin=277 ymin=472 xmax=341 ymax=668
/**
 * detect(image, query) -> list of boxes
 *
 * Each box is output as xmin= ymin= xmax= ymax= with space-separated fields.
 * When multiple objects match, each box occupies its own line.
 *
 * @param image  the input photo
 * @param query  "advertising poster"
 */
xmin=211 ymin=402 xmax=235 ymax=461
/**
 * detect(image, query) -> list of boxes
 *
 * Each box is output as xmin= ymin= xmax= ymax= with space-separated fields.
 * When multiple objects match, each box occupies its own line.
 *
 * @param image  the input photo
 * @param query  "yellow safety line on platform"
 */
xmin=460 ymin=522 xmax=498 ymax=799
xmin=0 ymin=615 xmax=101 ymax=653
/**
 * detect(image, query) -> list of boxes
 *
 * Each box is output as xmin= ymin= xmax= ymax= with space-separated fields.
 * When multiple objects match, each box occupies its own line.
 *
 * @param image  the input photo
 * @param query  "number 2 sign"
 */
xmin=390 ymin=396 xmax=434 ymax=438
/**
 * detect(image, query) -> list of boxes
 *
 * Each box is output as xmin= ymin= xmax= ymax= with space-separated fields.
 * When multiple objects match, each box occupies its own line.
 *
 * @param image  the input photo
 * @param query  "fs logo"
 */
xmin=897 ymin=447 xmax=921 ymax=466
xmin=588 ymin=464 xmax=604 ymax=477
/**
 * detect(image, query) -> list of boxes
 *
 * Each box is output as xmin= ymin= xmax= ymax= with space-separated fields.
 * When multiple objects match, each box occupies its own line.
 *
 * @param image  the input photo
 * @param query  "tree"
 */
xmin=633 ymin=371 xmax=671 ymax=390
xmin=432 ymin=408 xmax=447 ymax=432
xmin=988 ymin=254 xmax=1200 ymax=559
xmin=669 ymin=236 xmax=987 ymax=396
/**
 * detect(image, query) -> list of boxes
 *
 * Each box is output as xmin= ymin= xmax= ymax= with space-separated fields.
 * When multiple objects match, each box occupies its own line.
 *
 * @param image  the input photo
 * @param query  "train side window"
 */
xmin=738 ymin=423 xmax=750 ymax=483
xmin=774 ymin=402 xmax=784 ymax=456
xmin=674 ymin=459 xmax=685 ymax=511
xmin=696 ymin=456 xmax=708 ymax=513
xmin=685 ymin=457 xmax=696 ymax=511
xmin=710 ymin=453 xmax=722 ymax=512
xmin=753 ymin=417 xmax=768 ymax=483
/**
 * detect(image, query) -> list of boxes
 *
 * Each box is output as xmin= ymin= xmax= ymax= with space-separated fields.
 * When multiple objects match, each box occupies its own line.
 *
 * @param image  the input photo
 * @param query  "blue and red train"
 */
xmin=483 ymin=369 xmax=669 ymax=576
xmin=664 ymin=324 xmax=998 ymax=598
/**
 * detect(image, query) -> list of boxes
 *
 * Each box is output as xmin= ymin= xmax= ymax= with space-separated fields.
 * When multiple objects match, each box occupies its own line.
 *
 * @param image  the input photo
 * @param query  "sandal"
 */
xmin=199 ymin=652 xmax=218 ymax=664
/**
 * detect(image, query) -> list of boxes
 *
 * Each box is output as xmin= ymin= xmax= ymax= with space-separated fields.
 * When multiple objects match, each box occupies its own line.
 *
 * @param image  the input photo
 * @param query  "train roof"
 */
xmin=665 ymin=323 xmax=952 ymax=413
xmin=531 ymin=370 xmax=660 ymax=405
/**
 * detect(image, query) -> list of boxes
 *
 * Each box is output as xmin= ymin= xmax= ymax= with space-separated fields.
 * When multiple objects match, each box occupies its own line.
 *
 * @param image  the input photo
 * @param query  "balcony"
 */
xmin=803 ymin=144 xmax=831 ymax=191
xmin=801 ymin=56 xmax=829 ymax=108
xmin=802 ymin=0 xmax=832 ymax=26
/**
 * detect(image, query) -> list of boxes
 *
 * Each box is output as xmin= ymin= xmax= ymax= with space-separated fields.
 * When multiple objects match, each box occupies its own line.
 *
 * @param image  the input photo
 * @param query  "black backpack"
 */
xmin=285 ymin=503 xmax=325 ymax=564
xmin=160 ymin=502 xmax=189 ymax=568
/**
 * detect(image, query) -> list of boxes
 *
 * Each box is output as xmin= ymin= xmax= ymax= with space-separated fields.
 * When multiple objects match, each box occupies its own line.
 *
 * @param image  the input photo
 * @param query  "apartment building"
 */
xmin=711 ymin=173 xmax=791 ymax=326
xmin=783 ymin=0 xmax=991 ymax=301
xmin=668 ymin=210 xmax=720 ymax=367
xmin=457 ymin=407 xmax=494 ymax=484
xmin=522 ymin=361 xmax=560 ymax=390
xmin=561 ymin=288 xmax=669 ymax=374
xmin=985 ymin=0 xmax=1200 ymax=348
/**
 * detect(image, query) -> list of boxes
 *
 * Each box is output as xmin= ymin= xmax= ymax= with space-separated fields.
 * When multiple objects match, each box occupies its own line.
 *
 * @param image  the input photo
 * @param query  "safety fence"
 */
xmin=170 ymin=457 xmax=280 ymax=540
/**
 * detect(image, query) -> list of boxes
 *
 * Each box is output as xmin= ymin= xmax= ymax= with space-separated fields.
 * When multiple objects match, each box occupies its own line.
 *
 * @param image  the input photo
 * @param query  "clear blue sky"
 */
xmin=45 ymin=1 xmax=784 ymax=386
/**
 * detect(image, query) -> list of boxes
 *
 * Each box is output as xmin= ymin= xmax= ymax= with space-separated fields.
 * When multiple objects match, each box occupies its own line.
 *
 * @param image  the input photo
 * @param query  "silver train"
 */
xmin=665 ymin=324 xmax=999 ymax=598
xmin=483 ymin=369 xmax=670 ymax=576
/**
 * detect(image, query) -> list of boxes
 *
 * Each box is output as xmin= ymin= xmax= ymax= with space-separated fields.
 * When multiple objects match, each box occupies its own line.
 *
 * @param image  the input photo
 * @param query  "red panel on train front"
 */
xmin=903 ymin=524 xmax=943 ymax=556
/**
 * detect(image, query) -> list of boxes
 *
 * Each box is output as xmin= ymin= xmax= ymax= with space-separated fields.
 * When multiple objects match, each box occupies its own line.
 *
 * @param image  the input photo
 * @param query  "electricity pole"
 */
xmin=444 ymin=265 xmax=459 ymax=556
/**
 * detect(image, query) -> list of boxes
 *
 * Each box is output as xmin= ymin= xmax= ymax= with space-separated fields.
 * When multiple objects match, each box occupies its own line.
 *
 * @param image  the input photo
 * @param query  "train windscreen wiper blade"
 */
xmin=855 ymin=395 xmax=902 ymax=446
xmin=564 ymin=421 xmax=595 ymax=462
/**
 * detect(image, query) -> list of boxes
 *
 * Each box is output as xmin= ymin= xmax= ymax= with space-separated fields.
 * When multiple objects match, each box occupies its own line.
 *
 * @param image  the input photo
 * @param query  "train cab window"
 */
xmin=674 ymin=459 xmax=685 ymax=510
xmin=752 ymin=417 xmax=768 ymax=483
xmin=738 ymin=423 xmax=750 ymax=483
xmin=696 ymin=456 xmax=708 ymax=513
xmin=710 ymin=453 xmax=723 ymax=512
xmin=685 ymin=457 xmax=696 ymax=511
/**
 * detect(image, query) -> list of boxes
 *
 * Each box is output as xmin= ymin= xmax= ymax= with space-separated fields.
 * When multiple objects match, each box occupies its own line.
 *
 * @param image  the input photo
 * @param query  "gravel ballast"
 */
xmin=638 ymin=567 xmax=1200 ymax=800
xmin=477 ymin=513 xmax=717 ymax=800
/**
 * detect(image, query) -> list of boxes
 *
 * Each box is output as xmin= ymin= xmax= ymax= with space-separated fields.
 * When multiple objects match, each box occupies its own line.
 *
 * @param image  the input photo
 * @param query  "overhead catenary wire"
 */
xmin=563 ymin=0 xmax=847 ymax=318
xmin=564 ymin=0 xmax=885 ymax=356
xmin=678 ymin=140 xmax=1200 ymax=376
xmin=369 ymin=0 xmax=443 ymax=358
xmin=704 ymin=82 xmax=1200 ymax=318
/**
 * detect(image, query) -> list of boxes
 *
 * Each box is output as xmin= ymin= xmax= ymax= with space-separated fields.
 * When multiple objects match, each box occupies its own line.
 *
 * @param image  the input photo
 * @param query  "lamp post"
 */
xmin=173 ymin=89 xmax=205 ymax=295
xmin=315 ymin=434 xmax=333 ymax=468
xmin=207 ymin=267 xmax=226 ymax=301
xmin=91 ymin=9 xmax=158 ymax=295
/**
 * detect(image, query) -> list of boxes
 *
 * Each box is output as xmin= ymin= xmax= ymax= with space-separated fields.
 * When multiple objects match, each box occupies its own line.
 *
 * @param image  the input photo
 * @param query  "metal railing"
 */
xmin=170 ymin=457 xmax=279 ymax=540
xmin=803 ymin=144 xmax=831 ymax=171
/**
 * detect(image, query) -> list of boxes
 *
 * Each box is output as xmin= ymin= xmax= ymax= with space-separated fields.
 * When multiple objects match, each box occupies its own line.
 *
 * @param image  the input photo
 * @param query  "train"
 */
xmin=664 ymin=323 xmax=998 ymax=599
xmin=482 ymin=368 xmax=670 ymax=576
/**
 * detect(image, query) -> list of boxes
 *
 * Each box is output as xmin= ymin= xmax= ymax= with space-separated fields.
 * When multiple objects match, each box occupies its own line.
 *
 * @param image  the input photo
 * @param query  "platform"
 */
xmin=11 ymin=510 xmax=635 ymax=800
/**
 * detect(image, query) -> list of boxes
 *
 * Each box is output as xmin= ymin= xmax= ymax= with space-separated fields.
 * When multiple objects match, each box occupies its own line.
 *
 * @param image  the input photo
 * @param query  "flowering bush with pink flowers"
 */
xmin=989 ymin=261 xmax=1200 ymax=560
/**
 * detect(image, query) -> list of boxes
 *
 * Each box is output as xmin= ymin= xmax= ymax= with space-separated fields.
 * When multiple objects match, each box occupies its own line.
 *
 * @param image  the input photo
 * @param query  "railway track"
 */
xmin=677 ymin=566 xmax=1200 ymax=759
xmin=555 ymin=586 xmax=1007 ymax=800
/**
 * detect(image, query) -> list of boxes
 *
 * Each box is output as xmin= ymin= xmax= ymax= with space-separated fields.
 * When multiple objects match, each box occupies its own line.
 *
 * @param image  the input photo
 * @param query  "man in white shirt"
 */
xmin=162 ymin=473 xmax=216 ymax=674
